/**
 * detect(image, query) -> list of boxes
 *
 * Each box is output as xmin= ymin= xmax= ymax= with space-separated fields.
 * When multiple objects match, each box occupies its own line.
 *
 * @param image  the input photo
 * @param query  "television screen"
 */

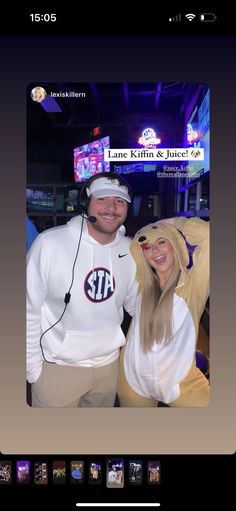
xmin=187 ymin=89 xmax=210 ymax=181
xmin=144 ymin=163 xmax=157 ymax=172
xmin=114 ymin=163 xmax=144 ymax=174
xmin=74 ymin=136 xmax=110 ymax=183
xmin=114 ymin=163 xmax=157 ymax=175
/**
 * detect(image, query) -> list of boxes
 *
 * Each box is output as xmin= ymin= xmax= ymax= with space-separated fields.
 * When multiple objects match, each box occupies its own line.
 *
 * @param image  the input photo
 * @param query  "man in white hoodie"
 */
xmin=27 ymin=172 xmax=137 ymax=407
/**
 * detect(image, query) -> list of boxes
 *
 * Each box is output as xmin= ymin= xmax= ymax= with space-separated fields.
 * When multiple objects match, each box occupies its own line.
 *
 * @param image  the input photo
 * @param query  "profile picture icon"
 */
xmin=31 ymin=86 xmax=47 ymax=103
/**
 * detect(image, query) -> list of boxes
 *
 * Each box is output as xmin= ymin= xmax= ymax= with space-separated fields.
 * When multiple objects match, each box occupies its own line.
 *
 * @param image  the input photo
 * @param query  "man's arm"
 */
xmin=27 ymin=235 xmax=49 ymax=383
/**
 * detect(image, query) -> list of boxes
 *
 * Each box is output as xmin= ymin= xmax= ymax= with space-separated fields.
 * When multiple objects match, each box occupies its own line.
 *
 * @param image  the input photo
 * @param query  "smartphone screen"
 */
xmin=0 ymin=7 xmax=235 ymax=509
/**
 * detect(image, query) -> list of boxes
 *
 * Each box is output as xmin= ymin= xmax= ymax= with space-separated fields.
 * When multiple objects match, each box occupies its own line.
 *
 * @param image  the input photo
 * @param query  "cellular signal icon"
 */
xmin=185 ymin=13 xmax=196 ymax=21
xmin=169 ymin=14 xmax=181 ymax=22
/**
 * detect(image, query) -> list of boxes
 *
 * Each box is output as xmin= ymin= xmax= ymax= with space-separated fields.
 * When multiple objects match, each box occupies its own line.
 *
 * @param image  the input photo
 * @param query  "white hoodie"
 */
xmin=27 ymin=216 xmax=137 ymax=383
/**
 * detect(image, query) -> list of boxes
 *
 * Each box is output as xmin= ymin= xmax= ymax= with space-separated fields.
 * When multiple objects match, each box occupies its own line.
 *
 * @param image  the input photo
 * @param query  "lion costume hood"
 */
xmin=130 ymin=222 xmax=190 ymax=292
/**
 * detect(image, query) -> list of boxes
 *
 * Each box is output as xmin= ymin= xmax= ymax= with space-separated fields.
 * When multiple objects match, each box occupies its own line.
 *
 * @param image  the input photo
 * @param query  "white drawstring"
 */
xmin=109 ymin=247 xmax=114 ymax=292
xmin=92 ymin=245 xmax=95 ymax=289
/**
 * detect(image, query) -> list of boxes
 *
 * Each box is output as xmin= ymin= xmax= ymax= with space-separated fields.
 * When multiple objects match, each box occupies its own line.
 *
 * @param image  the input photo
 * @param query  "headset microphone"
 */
xmin=87 ymin=215 xmax=97 ymax=223
xmin=80 ymin=213 xmax=97 ymax=224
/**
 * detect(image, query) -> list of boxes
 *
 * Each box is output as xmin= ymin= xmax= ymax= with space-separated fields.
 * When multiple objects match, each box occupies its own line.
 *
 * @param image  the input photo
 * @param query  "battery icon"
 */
xmin=200 ymin=13 xmax=217 ymax=22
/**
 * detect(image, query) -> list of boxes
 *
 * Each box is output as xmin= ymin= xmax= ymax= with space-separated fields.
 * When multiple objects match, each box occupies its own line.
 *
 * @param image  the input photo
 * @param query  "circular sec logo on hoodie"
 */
xmin=84 ymin=267 xmax=115 ymax=302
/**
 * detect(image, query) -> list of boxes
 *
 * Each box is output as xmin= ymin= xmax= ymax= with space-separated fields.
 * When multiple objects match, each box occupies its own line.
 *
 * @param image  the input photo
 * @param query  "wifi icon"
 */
xmin=185 ymin=13 xmax=196 ymax=21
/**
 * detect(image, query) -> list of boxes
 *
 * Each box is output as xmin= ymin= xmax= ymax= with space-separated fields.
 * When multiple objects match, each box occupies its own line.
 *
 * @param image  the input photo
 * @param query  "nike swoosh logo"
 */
xmin=118 ymin=253 xmax=128 ymax=258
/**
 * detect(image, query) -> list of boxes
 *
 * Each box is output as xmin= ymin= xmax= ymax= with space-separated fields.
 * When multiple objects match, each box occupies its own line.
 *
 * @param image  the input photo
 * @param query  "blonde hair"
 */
xmin=139 ymin=254 xmax=180 ymax=352
xmin=130 ymin=221 xmax=189 ymax=352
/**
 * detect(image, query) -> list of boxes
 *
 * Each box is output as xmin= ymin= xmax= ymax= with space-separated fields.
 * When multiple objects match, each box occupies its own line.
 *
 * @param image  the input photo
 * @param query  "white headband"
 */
xmin=86 ymin=177 xmax=131 ymax=203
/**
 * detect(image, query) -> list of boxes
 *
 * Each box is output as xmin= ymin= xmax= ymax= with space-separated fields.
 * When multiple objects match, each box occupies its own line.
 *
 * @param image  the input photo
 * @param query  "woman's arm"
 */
xmin=181 ymin=217 xmax=210 ymax=309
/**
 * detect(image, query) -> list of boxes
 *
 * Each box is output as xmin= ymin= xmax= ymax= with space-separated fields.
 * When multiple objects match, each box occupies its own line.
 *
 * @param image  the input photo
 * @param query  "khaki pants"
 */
xmin=117 ymin=347 xmax=210 ymax=408
xmin=31 ymin=358 xmax=119 ymax=407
